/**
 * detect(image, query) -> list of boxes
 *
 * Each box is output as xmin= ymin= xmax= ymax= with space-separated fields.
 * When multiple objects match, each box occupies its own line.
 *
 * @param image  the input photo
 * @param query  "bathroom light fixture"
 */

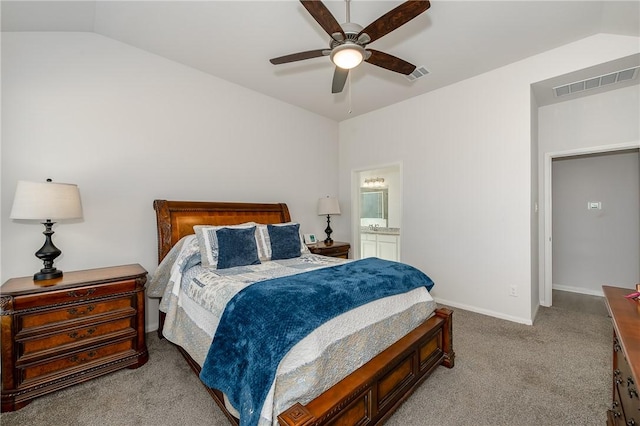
xmin=317 ymin=196 xmax=341 ymax=245
xmin=363 ymin=177 xmax=385 ymax=188
xmin=10 ymin=179 xmax=83 ymax=281
xmin=330 ymin=43 xmax=365 ymax=70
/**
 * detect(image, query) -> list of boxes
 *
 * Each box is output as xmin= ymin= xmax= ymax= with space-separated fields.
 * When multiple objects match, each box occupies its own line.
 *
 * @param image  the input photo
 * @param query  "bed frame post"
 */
xmin=435 ymin=307 xmax=455 ymax=368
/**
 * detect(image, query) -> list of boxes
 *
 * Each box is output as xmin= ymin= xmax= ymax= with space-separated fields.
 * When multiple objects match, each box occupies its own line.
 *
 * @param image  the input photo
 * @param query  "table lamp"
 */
xmin=317 ymin=196 xmax=341 ymax=245
xmin=10 ymin=179 xmax=83 ymax=281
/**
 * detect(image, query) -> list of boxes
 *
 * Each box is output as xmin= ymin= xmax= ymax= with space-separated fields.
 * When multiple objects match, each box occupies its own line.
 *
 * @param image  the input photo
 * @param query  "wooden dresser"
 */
xmin=0 ymin=264 xmax=148 ymax=412
xmin=603 ymin=285 xmax=640 ymax=425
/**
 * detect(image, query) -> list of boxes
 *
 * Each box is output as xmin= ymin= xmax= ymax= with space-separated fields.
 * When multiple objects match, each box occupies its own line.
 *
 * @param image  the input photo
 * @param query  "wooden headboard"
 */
xmin=153 ymin=200 xmax=291 ymax=263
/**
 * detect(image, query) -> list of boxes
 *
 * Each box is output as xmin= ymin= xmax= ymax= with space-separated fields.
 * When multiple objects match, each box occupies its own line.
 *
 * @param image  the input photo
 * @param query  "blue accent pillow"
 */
xmin=216 ymin=227 xmax=261 ymax=269
xmin=268 ymin=223 xmax=302 ymax=260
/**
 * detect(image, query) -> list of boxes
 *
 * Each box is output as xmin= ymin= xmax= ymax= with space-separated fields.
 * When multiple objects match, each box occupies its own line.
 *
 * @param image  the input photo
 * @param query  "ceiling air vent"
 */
xmin=405 ymin=66 xmax=429 ymax=81
xmin=553 ymin=67 xmax=639 ymax=97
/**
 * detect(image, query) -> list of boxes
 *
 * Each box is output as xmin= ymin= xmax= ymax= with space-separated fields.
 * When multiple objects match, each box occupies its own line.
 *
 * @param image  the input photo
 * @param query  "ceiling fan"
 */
xmin=270 ymin=0 xmax=431 ymax=94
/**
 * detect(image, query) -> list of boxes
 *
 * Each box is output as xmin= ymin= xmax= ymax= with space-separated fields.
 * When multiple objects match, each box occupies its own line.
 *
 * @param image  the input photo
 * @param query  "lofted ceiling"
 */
xmin=2 ymin=1 xmax=639 ymax=121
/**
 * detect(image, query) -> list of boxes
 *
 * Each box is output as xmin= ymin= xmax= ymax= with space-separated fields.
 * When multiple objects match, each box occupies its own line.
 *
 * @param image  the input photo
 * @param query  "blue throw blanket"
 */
xmin=199 ymin=257 xmax=434 ymax=426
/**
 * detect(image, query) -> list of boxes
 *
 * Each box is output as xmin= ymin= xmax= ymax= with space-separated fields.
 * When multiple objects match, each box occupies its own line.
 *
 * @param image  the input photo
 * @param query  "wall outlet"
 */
xmin=509 ymin=285 xmax=518 ymax=297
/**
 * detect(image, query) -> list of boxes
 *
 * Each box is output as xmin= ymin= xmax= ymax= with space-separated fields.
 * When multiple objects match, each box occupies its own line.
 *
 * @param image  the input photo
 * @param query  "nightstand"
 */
xmin=308 ymin=241 xmax=350 ymax=259
xmin=0 ymin=264 xmax=148 ymax=412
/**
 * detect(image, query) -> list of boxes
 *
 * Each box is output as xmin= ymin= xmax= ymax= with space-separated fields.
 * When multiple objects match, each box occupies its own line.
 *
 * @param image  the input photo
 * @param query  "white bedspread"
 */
xmin=148 ymin=235 xmax=436 ymax=425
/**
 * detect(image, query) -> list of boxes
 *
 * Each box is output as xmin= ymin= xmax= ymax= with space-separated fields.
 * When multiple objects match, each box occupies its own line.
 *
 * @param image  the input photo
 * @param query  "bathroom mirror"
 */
xmin=360 ymin=188 xmax=388 ymax=221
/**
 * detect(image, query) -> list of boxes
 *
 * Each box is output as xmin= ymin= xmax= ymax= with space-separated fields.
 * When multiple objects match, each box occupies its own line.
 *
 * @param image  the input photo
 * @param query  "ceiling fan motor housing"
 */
xmin=330 ymin=22 xmax=369 ymax=48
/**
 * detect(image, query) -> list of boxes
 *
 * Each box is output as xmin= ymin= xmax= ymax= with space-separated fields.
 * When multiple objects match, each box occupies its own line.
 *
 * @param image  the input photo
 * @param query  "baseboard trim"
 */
xmin=552 ymin=284 xmax=604 ymax=297
xmin=433 ymin=297 xmax=533 ymax=325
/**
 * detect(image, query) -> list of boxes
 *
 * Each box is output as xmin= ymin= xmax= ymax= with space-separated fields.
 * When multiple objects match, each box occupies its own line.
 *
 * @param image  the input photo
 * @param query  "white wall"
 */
xmin=339 ymin=34 xmax=640 ymax=324
xmin=1 ymin=32 xmax=340 ymax=331
xmin=538 ymin=86 xmax=639 ymax=154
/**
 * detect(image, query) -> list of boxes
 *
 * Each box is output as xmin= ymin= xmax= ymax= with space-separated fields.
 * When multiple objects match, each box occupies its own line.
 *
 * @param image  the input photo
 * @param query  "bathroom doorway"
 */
xmin=354 ymin=164 xmax=402 ymax=261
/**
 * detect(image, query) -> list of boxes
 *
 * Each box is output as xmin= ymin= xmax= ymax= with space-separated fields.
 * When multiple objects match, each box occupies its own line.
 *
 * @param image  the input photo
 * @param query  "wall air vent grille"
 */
xmin=553 ymin=67 xmax=639 ymax=97
xmin=405 ymin=66 xmax=430 ymax=81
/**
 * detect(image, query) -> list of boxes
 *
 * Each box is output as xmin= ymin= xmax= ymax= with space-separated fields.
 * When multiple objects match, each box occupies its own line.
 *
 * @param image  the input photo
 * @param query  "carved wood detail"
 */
xmin=0 ymin=297 xmax=13 ymax=315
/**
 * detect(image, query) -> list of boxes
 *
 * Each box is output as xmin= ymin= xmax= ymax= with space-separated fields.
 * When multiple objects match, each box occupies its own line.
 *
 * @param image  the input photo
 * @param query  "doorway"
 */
xmin=542 ymin=143 xmax=640 ymax=306
xmin=353 ymin=165 xmax=402 ymax=261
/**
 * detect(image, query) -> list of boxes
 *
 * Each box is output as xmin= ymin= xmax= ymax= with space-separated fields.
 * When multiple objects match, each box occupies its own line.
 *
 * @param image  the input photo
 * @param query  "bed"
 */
xmin=150 ymin=199 xmax=454 ymax=426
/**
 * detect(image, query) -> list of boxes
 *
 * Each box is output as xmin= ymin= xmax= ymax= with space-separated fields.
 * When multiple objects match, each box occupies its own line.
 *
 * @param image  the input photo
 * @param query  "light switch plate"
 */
xmin=587 ymin=201 xmax=601 ymax=210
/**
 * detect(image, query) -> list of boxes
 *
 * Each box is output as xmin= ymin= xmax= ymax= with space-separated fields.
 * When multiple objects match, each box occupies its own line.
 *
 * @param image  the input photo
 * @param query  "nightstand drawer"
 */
xmin=19 ymin=317 xmax=134 ymax=355
xmin=317 ymin=246 xmax=348 ymax=257
xmin=12 ymin=280 xmax=137 ymax=311
xmin=19 ymin=297 xmax=134 ymax=330
xmin=20 ymin=338 xmax=136 ymax=383
xmin=308 ymin=241 xmax=350 ymax=259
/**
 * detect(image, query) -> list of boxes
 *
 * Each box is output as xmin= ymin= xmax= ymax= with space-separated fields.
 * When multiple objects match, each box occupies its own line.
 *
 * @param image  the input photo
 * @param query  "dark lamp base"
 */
xmin=34 ymin=220 xmax=64 ymax=281
xmin=323 ymin=214 xmax=334 ymax=247
xmin=34 ymin=269 xmax=63 ymax=281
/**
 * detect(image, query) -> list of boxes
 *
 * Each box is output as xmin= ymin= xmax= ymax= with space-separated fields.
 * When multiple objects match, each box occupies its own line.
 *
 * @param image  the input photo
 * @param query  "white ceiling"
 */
xmin=2 ymin=1 xmax=639 ymax=121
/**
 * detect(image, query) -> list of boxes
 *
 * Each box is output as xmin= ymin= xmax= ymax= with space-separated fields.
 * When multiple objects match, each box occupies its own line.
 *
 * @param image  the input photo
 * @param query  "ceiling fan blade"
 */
xmin=365 ymin=49 xmax=416 ymax=75
xmin=270 ymin=49 xmax=328 ymax=65
xmin=300 ymin=0 xmax=345 ymax=41
xmin=332 ymin=67 xmax=349 ymax=93
xmin=358 ymin=0 xmax=430 ymax=44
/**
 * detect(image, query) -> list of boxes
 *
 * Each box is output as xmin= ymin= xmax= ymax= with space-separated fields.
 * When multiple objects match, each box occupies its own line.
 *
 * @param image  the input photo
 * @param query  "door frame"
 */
xmin=351 ymin=162 xmax=403 ymax=260
xmin=541 ymin=141 xmax=640 ymax=306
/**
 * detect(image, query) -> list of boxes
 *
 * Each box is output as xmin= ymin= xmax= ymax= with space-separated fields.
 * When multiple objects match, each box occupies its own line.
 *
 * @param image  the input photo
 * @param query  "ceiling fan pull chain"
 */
xmin=348 ymin=73 xmax=353 ymax=114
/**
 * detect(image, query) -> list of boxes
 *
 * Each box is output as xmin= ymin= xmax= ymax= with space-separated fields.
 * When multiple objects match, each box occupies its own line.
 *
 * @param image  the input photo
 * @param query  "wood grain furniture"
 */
xmin=603 ymin=285 xmax=640 ymax=425
xmin=153 ymin=199 xmax=454 ymax=426
xmin=307 ymin=241 xmax=350 ymax=259
xmin=0 ymin=264 xmax=148 ymax=412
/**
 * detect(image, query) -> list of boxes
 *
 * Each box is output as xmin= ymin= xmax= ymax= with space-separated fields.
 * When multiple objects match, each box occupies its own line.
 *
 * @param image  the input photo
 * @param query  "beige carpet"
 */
xmin=0 ymin=292 xmax=611 ymax=426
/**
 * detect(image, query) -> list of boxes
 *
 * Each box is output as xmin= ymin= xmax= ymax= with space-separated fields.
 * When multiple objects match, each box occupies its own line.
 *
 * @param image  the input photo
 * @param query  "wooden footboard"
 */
xmin=278 ymin=308 xmax=454 ymax=426
xmin=162 ymin=307 xmax=454 ymax=426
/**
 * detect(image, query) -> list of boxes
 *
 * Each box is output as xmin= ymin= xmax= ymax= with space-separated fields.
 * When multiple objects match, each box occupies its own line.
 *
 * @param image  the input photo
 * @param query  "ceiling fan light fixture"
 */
xmin=331 ymin=43 xmax=364 ymax=70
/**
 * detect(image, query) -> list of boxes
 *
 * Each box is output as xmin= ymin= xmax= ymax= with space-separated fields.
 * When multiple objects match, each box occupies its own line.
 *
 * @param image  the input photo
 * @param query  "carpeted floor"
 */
xmin=0 ymin=291 xmax=611 ymax=426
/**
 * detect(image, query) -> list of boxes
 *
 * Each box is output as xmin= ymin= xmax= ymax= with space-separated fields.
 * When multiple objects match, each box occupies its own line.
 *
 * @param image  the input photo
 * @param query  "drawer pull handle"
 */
xmin=67 ymin=305 xmax=96 ymax=316
xmin=67 ymin=289 xmax=96 ymax=298
xmin=68 ymin=328 xmax=97 ymax=340
xmin=69 ymin=351 xmax=97 ymax=363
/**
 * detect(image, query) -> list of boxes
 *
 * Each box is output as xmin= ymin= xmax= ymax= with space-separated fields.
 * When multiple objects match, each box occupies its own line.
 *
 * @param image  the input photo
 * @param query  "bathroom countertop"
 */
xmin=360 ymin=227 xmax=400 ymax=236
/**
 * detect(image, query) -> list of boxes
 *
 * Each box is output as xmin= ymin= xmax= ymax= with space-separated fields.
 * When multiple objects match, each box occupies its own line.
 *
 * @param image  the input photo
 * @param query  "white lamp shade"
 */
xmin=10 ymin=180 xmax=83 ymax=220
xmin=317 ymin=197 xmax=341 ymax=216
